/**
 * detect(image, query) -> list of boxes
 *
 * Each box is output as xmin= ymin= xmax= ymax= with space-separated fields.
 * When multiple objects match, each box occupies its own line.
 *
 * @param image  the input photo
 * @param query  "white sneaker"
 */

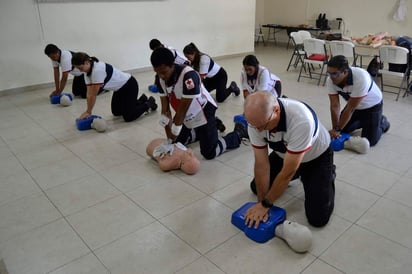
xmin=344 ymin=136 xmax=370 ymax=154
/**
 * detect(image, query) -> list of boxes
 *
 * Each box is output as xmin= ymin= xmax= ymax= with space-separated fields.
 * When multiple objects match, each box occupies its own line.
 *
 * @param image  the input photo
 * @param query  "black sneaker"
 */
xmin=215 ymin=116 xmax=226 ymax=132
xmin=250 ymin=180 xmax=257 ymax=195
xmin=138 ymin=94 xmax=148 ymax=104
xmin=229 ymin=81 xmax=240 ymax=96
xmin=146 ymin=96 xmax=158 ymax=111
xmin=234 ymin=122 xmax=249 ymax=140
xmin=381 ymin=115 xmax=390 ymax=133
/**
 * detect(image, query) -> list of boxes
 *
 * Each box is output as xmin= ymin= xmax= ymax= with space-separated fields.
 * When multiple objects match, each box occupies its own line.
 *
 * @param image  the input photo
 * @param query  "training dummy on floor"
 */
xmin=146 ymin=138 xmax=200 ymax=175
xmin=330 ymin=132 xmax=370 ymax=154
xmin=232 ymin=202 xmax=312 ymax=253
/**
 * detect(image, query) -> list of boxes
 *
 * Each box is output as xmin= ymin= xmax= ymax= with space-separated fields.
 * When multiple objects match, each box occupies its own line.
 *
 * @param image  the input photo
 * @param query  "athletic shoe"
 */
xmin=381 ymin=115 xmax=390 ymax=133
xmin=250 ymin=180 xmax=257 ymax=195
xmin=344 ymin=136 xmax=370 ymax=154
xmin=146 ymin=96 xmax=158 ymax=111
xmin=229 ymin=81 xmax=240 ymax=96
xmin=215 ymin=116 xmax=226 ymax=132
xmin=138 ymin=94 xmax=148 ymax=104
xmin=234 ymin=122 xmax=249 ymax=140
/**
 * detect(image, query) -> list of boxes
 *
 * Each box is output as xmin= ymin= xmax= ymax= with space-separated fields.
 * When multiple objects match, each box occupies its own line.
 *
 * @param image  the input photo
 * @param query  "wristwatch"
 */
xmin=334 ymin=126 xmax=341 ymax=132
xmin=261 ymin=198 xmax=272 ymax=208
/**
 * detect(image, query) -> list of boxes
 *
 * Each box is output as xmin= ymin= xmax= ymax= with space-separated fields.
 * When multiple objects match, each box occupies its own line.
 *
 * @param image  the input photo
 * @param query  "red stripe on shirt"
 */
xmin=252 ymin=144 xmax=267 ymax=149
xmin=287 ymin=146 xmax=311 ymax=154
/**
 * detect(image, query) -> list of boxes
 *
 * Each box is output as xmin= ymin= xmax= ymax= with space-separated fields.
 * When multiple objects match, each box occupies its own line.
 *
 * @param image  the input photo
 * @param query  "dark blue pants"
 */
xmin=251 ymin=146 xmax=336 ymax=227
xmin=176 ymin=102 xmax=241 ymax=159
xmin=203 ymin=68 xmax=232 ymax=103
xmin=72 ymin=75 xmax=87 ymax=98
xmin=342 ymin=101 xmax=385 ymax=146
xmin=111 ymin=76 xmax=148 ymax=122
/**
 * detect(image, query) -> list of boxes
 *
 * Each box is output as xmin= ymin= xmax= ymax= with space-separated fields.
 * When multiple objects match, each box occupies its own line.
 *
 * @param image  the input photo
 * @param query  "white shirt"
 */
xmin=249 ymin=98 xmax=330 ymax=162
xmin=51 ymin=49 xmax=82 ymax=76
xmin=199 ymin=55 xmax=221 ymax=78
xmin=157 ymin=65 xmax=217 ymax=128
xmin=241 ymin=65 xmax=281 ymax=97
xmin=84 ymin=61 xmax=130 ymax=91
xmin=165 ymin=45 xmax=189 ymax=65
xmin=326 ymin=67 xmax=382 ymax=109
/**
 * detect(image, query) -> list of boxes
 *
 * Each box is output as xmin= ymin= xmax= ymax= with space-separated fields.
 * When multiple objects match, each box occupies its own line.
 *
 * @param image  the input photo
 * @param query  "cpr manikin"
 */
xmin=146 ymin=138 xmax=200 ymax=175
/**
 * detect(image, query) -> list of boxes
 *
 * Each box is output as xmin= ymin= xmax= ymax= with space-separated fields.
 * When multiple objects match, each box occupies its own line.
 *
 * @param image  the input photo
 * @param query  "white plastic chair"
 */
xmin=286 ymin=32 xmax=305 ymax=71
xmin=378 ymin=45 xmax=410 ymax=100
xmin=297 ymin=30 xmax=312 ymax=41
xmin=298 ymin=38 xmax=329 ymax=86
xmin=255 ymin=25 xmax=265 ymax=46
xmin=329 ymin=40 xmax=357 ymax=66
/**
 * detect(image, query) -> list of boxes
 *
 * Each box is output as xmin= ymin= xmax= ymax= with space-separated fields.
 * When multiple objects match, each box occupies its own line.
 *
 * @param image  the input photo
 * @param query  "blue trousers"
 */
xmin=176 ymin=102 xmax=241 ymax=159
xmin=251 ymin=146 xmax=336 ymax=227
xmin=342 ymin=101 xmax=385 ymax=146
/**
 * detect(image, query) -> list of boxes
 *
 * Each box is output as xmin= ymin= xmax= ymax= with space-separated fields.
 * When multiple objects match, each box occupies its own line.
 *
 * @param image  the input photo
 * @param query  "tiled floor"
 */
xmin=1 ymin=44 xmax=412 ymax=274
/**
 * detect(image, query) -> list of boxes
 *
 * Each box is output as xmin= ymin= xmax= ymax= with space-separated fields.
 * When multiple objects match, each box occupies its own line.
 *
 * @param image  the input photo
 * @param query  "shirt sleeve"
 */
xmin=351 ymin=73 xmax=371 ymax=98
xmin=156 ymin=76 xmax=167 ymax=97
xmin=326 ymin=77 xmax=338 ymax=95
xmin=89 ymin=63 xmax=105 ymax=85
xmin=286 ymin=121 xmax=314 ymax=153
xmin=249 ymin=127 xmax=268 ymax=149
xmin=52 ymin=60 xmax=59 ymax=68
xmin=241 ymin=70 xmax=249 ymax=91
xmin=256 ymin=69 xmax=271 ymax=91
xmin=60 ymin=51 xmax=73 ymax=73
xmin=199 ymin=55 xmax=210 ymax=77
xmin=182 ymin=70 xmax=201 ymax=98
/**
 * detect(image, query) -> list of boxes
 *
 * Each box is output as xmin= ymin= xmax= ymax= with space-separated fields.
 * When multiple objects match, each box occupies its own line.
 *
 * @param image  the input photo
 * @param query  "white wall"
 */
xmin=0 ymin=0 xmax=255 ymax=91
xmin=255 ymin=0 xmax=265 ymax=27
xmin=260 ymin=0 xmax=412 ymax=41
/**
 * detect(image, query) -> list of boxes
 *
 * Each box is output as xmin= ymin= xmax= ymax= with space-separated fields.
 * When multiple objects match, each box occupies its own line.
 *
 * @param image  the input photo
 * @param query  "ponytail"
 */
xmin=71 ymin=52 xmax=99 ymax=66
xmin=183 ymin=42 xmax=202 ymax=71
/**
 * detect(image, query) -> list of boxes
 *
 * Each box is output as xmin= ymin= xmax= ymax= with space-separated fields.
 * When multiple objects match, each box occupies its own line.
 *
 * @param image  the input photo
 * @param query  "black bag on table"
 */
xmin=367 ymin=56 xmax=383 ymax=77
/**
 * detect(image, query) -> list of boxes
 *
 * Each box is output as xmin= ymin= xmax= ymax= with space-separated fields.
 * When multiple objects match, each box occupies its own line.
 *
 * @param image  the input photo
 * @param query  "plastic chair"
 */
xmin=255 ymin=25 xmax=265 ymax=46
xmin=286 ymin=32 xmax=305 ymax=71
xmin=378 ymin=45 xmax=410 ymax=100
xmin=297 ymin=30 xmax=312 ymax=41
xmin=329 ymin=40 xmax=357 ymax=66
xmin=298 ymin=38 xmax=329 ymax=86
xmin=286 ymin=27 xmax=299 ymax=49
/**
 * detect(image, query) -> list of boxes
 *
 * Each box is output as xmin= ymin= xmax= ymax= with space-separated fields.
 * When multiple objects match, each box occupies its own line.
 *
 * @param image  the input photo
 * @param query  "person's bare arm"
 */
xmin=50 ymin=67 xmax=60 ymax=97
xmin=79 ymin=84 xmax=102 ymax=119
xmin=169 ymin=97 xmax=193 ymax=140
xmin=245 ymin=151 xmax=304 ymax=229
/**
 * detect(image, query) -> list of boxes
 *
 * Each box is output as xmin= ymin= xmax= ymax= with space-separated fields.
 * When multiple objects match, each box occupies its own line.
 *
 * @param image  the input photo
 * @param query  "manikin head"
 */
xmin=146 ymin=138 xmax=200 ymax=175
xmin=275 ymin=220 xmax=312 ymax=253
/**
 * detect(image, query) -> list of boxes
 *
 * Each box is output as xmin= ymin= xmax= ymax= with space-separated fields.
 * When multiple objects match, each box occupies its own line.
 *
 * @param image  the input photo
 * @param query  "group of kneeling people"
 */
xmin=45 ymin=40 xmax=390 ymax=231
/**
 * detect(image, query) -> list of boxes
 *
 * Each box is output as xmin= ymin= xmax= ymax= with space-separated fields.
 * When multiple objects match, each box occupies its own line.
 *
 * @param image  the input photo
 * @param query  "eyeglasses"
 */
xmin=327 ymin=71 xmax=342 ymax=79
xmin=248 ymin=110 xmax=274 ymax=131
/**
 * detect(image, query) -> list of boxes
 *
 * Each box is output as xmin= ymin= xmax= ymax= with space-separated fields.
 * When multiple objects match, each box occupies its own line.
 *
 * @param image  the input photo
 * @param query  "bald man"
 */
xmin=244 ymin=91 xmax=335 ymax=228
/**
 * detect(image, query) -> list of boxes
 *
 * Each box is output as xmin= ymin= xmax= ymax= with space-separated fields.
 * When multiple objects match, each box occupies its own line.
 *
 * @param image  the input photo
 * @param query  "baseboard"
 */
xmin=0 ymin=51 xmax=253 ymax=96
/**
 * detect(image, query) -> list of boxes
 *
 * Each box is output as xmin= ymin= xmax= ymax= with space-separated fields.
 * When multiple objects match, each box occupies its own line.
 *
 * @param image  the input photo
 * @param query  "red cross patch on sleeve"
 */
xmin=184 ymin=78 xmax=195 ymax=90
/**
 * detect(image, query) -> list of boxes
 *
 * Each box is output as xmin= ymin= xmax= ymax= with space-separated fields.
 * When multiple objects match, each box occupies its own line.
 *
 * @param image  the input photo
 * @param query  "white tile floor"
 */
xmin=1 ymin=44 xmax=412 ymax=274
